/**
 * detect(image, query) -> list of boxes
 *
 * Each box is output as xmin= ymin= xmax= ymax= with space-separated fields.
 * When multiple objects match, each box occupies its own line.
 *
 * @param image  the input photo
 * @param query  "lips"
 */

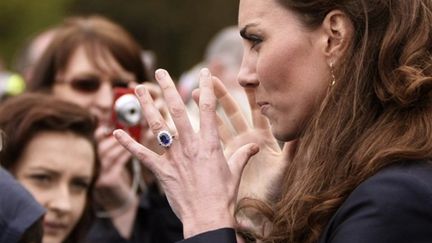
xmin=257 ymin=101 xmax=270 ymax=115
xmin=44 ymin=221 xmax=68 ymax=235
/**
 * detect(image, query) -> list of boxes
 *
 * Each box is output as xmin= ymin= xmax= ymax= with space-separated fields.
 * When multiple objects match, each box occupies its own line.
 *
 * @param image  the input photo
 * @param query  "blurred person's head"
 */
xmin=14 ymin=28 xmax=58 ymax=84
xmin=205 ymin=26 xmax=243 ymax=90
xmin=0 ymin=93 xmax=100 ymax=243
xmin=178 ymin=26 xmax=244 ymax=102
xmin=29 ymin=15 xmax=149 ymax=128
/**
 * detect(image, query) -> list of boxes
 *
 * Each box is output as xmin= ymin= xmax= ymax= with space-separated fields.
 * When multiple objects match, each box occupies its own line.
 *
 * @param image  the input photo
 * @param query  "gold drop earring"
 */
xmin=330 ymin=62 xmax=336 ymax=87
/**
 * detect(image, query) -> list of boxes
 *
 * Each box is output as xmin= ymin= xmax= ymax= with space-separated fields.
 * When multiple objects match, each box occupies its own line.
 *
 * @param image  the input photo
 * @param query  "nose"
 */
xmin=94 ymin=81 xmax=114 ymax=112
xmin=237 ymin=52 xmax=259 ymax=88
xmin=49 ymin=185 xmax=72 ymax=214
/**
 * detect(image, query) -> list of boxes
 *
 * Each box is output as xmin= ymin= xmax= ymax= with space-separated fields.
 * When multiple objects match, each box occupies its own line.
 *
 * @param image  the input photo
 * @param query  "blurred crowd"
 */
xmin=0 ymin=14 xmax=244 ymax=243
xmin=2 ymin=1 xmax=432 ymax=243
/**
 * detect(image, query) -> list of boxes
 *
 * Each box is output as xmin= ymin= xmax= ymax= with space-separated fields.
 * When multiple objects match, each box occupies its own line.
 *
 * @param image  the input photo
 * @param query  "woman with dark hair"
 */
xmin=28 ymin=15 xmax=181 ymax=243
xmin=0 ymin=93 xmax=100 ymax=243
xmin=115 ymin=0 xmax=432 ymax=242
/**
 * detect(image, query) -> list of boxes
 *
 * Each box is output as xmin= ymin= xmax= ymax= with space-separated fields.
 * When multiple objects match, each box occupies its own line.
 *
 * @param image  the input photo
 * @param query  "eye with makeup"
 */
xmin=59 ymin=75 xmax=131 ymax=93
xmin=240 ymin=29 xmax=263 ymax=49
xmin=29 ymin=173 xmax=53 ymax=188
xmin=70 ymin=178 xmax=90 ymax=193
xmin=112 ymin=78 xmax=130 ymax=88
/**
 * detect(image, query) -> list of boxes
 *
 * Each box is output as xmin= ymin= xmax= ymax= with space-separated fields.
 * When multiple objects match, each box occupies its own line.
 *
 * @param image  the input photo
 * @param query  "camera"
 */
xmin=112 ymin=87 xmax=142 ymax=141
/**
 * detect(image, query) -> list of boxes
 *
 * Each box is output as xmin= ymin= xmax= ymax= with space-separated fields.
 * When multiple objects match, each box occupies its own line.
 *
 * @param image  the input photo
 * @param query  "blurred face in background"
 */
xmin=52 ymin=46 xmax=138 ymax=128
xmin=14 ymin=131 xmax=95 ymax=243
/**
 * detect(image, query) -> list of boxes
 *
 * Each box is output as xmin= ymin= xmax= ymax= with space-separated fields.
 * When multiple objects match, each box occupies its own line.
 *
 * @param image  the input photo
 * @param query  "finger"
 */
xmin=142 ymin=82 xmax=162 ymax=100
xmin=191 ymin=88 xmax=200 ymax=105
xmin=228 ymin=143 xmax=259 ymax=184
xmin=95 ymin=126 xmax=113 ymax=141
xmin=155 ymin=69 xmax=194 ymax=145
xmin=113 ymin=129 xmax=161 ymax=172
xmin=100 ymin=144 xmax=130 ymax=173
xmin=245 ymin=88 xmax=269 ymax=129
xmin=143 ymin=81 xmax=170 ymax=119
xmin=98 ymin=136 xmax=122 ymax=155
xmin=192 ymin=88 xmax=233 ymax=144
xmin=213 ymin=77 xmax=249 ymax=133
xmin=135 ymin=85 xmax=176 ymax=149
xmin=216 ymin=113 xmax=233 ymax=145
xmin=198 ymin=68 xmax=219 ymax=145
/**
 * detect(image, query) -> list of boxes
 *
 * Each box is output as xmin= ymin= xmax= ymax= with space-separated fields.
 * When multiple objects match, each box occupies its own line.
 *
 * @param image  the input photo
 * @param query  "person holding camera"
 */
xmin=28 ymin=15 xmax=182 ymax=243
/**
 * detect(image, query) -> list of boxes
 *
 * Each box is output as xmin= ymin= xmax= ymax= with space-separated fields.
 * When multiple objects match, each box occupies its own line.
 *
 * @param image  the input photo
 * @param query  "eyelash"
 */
xmin=249 ymin=35 xmax=263 ymax=48
xmin=30 ymin=174 xmax=51 ymax=185
xmin=72 ymin=180 xmax=90 ymax=191
xmin=30 ymin=174 xmax=89 ymax=191
xmin=243 ymin=34 xmax=263 ymax=50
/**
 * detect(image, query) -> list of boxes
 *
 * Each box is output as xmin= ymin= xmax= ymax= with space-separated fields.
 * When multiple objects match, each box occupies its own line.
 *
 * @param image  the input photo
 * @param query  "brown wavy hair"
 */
xmin=239 ymin=0 xmax=432 ymax=242
xmin=0 ymin=93 xmax=100 ymax=243
xmin=28 ymin=15 xmax=149 ymax=92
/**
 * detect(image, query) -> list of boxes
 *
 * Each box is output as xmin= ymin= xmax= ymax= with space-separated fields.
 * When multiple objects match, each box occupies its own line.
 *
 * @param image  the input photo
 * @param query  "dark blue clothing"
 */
xmin=179 ymin=160 xmax=432 ymax=243
xmin=86 ymin=182 xmax=183 ymax=243
xmin=0 ymin=167 xmax=45 ymax=243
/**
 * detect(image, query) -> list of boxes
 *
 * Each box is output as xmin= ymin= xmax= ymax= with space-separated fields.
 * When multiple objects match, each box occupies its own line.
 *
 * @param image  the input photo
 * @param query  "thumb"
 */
xmin=228 ymin=143 xmax=259 ymax=182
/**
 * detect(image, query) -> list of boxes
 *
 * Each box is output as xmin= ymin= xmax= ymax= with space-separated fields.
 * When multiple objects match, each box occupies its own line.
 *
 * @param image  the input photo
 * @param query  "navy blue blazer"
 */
xmin=178 ymin=161 xmax=432 ymax=243
xmin=0 ymin=167 xmax=45 ymax=243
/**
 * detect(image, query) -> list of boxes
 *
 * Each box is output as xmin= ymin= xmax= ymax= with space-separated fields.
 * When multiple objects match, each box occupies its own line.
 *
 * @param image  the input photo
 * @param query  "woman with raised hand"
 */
xmin=115 ymin=0 xmax=432 ymax=242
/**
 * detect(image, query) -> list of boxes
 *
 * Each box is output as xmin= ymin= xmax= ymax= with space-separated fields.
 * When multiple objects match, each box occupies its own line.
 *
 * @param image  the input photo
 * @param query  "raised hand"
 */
xmin=208 ymin=77 xmax=293 ymax=234
xmin=114 ymin=68 xmax=259 ymax=238
xmin=94 ymin=127 xmax=137 ymax=211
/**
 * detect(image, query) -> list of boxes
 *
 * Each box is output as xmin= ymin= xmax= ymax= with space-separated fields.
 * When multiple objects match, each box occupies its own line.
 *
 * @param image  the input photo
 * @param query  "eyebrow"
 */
xmin=27 ymin=166 xmax=58 ymax=174
xmin=27 ymin=166 xmax=92 ymax=180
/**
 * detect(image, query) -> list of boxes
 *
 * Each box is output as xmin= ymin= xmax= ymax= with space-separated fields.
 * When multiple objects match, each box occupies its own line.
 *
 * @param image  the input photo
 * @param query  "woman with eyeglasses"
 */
xmin=29 ymin=15 xmax=182 ymax=243
xmin=0 ymin=93 xmax=99 ymax=243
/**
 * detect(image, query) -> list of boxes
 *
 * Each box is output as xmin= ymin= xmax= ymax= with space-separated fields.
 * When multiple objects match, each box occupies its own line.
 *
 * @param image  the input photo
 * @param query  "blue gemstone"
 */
xmin=160 ymin=134 xmax=170 ymax=144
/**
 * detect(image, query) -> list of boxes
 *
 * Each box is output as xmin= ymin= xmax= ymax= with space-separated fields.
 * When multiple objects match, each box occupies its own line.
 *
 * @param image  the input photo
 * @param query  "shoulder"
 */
xmin=354 ymin=161 xmax=432 ymax=203
xmin=321 ymin=161 xmax=432 ymax=243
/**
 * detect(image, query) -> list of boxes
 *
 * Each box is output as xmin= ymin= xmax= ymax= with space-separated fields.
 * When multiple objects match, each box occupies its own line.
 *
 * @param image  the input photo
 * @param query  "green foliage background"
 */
xmin=0 ymin=0 xmax=238 ymax=78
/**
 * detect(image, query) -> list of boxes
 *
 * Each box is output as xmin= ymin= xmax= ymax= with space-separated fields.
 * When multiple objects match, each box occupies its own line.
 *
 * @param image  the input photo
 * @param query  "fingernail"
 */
xmin=135 ymin=85 xmax=146 ymax=97
xmin=200 ymin=68 xmax=210 ymax=77
xmin=112 ymin=130 xmax=120 ymax=137
xmin=155 ymin=69 xmax=166 ymax=79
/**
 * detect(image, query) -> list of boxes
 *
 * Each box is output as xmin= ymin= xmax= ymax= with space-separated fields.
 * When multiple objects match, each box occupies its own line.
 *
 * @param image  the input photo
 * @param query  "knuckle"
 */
xmin=149 ymin=120 xmax=164 ymax=131
xmin=170 ymin=104 xmax=186 ymax=118
xmin=200 ymin=102 xmax=216 ymax=112
xmin=183 ymin=146 xmax=197 ymax=159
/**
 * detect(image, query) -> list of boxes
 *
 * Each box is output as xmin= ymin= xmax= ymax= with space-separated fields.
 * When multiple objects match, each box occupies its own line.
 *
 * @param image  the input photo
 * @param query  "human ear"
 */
xmin=321 ymin=10 xmax=354 ymax=65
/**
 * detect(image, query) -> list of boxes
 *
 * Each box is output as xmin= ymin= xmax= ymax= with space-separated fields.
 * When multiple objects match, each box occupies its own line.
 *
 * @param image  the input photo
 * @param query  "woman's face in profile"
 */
xmin=238 ymin=0 xmax=331 ymax=141
xmin=14 ymin=131 xmax=95 ymax=243
xmin=52 ymin=46 xmax=137 ymax=129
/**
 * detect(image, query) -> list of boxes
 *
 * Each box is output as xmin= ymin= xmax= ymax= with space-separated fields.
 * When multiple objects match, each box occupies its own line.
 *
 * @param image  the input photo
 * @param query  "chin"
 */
xmin=43 ymin=235 xmax=64 ymax=243
xmin=271 ymin=125 xmax=300 ymax=142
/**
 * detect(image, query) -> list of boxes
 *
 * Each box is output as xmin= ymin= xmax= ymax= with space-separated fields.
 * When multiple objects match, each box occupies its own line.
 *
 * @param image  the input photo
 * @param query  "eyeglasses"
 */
xmin=56 ymin=76 xmax=132 ymax=94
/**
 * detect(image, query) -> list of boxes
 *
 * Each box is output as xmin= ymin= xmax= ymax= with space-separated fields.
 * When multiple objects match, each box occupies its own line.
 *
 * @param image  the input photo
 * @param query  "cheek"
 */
xmin=53 ymin=87 xmax=91 ymax=108
xmin=257 ymin=42 xmax=299 ymax=87
xmin=71 ymin=193 xmax=88 ymax=222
